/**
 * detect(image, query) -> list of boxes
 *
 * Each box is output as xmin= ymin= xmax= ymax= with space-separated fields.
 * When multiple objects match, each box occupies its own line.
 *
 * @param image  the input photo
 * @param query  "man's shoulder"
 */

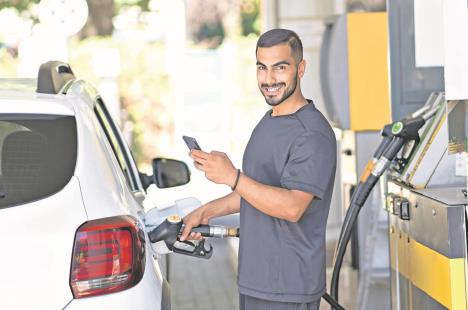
xmin=296 ymin=103 xmax=335 ymax=142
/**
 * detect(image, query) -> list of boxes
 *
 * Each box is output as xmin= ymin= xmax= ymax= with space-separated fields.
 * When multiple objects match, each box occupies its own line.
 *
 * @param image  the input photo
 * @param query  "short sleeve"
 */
xmin=280 ymin=132 xmax=336 ymax=200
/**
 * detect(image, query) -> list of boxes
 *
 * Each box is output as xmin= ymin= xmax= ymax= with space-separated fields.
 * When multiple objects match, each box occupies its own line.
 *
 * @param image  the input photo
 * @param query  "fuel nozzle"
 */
xmin=148 ymin=214 xmax=239 ymax=259
xmin=188 ymin=225 xmax=240 ymax=238
xmin=149 ymin=214 xmax=213 ymax=259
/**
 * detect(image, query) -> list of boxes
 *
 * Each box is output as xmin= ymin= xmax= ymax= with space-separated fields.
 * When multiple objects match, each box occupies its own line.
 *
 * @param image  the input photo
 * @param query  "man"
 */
xmin=180 ymin=28 xmax=336 ymax=310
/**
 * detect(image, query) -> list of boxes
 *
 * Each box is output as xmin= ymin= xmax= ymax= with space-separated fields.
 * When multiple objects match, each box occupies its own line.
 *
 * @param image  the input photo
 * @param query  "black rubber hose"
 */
xmin=330 ymin=174 xmax=380 ymax=304
xmin=330 ymin=200 xmax=360 ymax=302
xmin=373 ymin=136 xmax=392 ymax=159
xmin=323 ymin=292 xmax=346 ymax=310
xmin=334 ymin=184 xmax=363 ymax=258
xmin=330 ymin=184 xmax=365 ymax=301
xmin=381 ymin=137 xmax=405 ymax=162
xmin=335 ymin=134 xmax=393 ymax=249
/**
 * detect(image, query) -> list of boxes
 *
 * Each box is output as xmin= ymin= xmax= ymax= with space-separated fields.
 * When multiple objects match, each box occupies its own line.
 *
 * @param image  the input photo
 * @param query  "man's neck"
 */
xmin=271 ymin=95 xmax=307 ymax=117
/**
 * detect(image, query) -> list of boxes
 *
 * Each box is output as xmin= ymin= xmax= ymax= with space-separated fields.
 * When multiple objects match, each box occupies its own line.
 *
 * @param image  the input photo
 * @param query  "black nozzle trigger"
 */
xmin=172 ymin=239 xmax=213 ymax=259
xmin=148 ymin=216 xmax=213 ymax=259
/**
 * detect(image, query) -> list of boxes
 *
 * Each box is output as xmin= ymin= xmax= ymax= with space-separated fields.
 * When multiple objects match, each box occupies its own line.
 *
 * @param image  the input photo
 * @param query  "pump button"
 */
xmin=400 ymin=199 xmax=410 ymax=220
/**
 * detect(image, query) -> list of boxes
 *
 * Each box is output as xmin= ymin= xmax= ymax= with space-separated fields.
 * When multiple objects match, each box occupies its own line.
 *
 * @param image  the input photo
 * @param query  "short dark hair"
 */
xmin=256 ymin=28 xmax=303 ymax=64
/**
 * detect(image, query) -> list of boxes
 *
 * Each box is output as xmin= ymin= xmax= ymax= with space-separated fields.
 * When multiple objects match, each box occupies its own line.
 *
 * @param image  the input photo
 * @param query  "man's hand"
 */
xmin=190 ymin=150 xmax=238 ymax=187
xmin=180 ymin=207 xmax=209 ymax=241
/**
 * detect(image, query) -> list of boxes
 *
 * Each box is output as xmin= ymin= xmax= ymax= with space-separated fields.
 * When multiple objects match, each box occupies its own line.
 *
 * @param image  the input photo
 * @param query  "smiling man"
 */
xmin=181 ymin=29 xmax=337 ymax=310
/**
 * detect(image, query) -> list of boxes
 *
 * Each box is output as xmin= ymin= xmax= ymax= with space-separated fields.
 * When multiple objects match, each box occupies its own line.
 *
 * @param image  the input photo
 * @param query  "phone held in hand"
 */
xmin=182 ymin=136 xmax=202 ymax=151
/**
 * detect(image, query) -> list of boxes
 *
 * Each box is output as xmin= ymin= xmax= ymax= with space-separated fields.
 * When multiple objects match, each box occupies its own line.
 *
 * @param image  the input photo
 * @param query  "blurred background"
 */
xmin=0 ymin=0 xmax=268 ymax=208
xmin=0 ymin=2 xmax=354 ymax=309
xmin=4 ymin=1 xmax=465 ymax=309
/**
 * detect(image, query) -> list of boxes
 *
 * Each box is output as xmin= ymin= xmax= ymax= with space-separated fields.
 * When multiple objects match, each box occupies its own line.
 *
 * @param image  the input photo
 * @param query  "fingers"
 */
xmin=180 ymin=226 xmax=203 ymax=241
xmin=190 ymin=149 xmax=209 ymax=160
xmin=180 ymin=223 xmax=192 ymax=241
xmin=194 ymin=161 xmax=204 ymax=171
xmin=190 ymin=150 xmax=209 ymax=170
xmin=189 ymin=232 xmax=203 ymax=240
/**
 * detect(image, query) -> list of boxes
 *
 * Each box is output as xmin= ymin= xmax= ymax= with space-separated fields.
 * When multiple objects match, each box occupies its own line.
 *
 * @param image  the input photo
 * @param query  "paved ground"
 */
xmin=169 ymin=238 xmax=357 ymax=310
xmin=170 ymin=239 xmax=239 ymax=310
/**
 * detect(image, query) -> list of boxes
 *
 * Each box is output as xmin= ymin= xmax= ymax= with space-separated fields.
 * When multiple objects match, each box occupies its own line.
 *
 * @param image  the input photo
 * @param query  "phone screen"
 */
xmin=182 ymin=136 xmax=202 ymax=151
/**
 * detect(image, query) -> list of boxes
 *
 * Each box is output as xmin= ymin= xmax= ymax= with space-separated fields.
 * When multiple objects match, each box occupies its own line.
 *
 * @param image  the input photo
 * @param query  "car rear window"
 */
xmin=0 ymin=115 xmax=77 ymax=209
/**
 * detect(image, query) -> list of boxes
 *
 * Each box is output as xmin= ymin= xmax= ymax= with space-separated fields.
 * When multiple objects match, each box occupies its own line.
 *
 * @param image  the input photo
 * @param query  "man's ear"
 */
xmin=298 ymin=59 xmax=306 ymax=78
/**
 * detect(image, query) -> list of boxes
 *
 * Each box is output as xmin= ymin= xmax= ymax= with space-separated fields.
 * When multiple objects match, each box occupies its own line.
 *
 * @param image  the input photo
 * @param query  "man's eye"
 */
xmin=257 ymin=66 xmax=266 ymax=70
xmin=276 ymin=65 xmax=286 ymax=70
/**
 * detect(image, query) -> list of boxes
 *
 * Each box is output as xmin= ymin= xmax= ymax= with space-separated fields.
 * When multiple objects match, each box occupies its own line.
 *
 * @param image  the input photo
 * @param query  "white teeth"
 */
xmin=266 ymin=86 xmax=280 ymax=92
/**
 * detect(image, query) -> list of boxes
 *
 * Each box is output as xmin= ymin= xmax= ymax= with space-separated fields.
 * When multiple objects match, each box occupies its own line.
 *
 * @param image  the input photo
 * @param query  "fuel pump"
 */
xmin=323 ymin=103 xmax=439 ymax=309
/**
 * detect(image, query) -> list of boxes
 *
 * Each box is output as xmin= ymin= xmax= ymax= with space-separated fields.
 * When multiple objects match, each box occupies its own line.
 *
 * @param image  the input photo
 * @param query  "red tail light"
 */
xmin=70 ymin=215 xmax=146 ymax=298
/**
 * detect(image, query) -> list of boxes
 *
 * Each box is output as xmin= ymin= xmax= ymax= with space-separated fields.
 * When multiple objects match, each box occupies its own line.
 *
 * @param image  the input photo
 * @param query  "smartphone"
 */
xmin=182 ymin=136 xmax=202 ymax=151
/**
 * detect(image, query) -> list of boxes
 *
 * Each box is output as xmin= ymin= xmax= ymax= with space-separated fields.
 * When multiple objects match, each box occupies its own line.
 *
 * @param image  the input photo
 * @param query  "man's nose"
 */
xmin=265 ymin=69 xmax=276 ymax=85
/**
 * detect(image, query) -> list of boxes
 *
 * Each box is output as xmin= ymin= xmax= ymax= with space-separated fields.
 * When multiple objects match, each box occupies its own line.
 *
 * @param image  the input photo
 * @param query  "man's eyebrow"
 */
xmin=256 ymin=60 xmax=291 ymax=67
xmin=273 ymin=60 xmax=290 ymax=66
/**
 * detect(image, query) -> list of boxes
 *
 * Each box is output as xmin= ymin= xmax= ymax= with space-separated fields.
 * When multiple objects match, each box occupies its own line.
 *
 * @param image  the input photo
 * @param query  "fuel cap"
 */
xmin=167 ymin=215 xmax=182 ymax=224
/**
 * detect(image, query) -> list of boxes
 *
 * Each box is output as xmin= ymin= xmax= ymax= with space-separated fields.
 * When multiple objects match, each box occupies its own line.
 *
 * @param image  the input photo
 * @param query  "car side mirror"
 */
xmin=139 ymin=158 xmax=191 ymax=190
xmin=152 ymin=158 xmax=190 ymax=189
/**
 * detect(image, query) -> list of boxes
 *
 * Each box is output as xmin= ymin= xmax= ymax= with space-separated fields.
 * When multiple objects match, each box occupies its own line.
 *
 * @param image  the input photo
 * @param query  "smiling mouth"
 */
xmin=262 ymin=84 xmax=284 ymax=95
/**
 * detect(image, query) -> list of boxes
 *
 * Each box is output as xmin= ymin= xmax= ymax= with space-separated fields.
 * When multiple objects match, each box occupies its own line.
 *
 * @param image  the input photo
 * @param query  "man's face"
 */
xmin=256 ymin=44 xmax=303 ymax=106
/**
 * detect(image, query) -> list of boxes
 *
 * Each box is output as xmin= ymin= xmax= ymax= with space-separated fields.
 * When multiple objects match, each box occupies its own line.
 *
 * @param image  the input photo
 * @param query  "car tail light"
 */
xmin=70 ymin=215 xmax=146 ymax=298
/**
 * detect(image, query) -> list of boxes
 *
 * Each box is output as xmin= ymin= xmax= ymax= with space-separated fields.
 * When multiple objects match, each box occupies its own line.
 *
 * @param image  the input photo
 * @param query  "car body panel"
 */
xmin=0 ymin=96 xmax=74 ymax=115
xmin=72 ymin=93 xmax=143 ymax=220
xmin=65 ymin=252 xmax=165 ymax=310
xmin=0 ymin=78 xmax=169 ymax=310
xmin=0 ymin=177 xmax=87 ymax=309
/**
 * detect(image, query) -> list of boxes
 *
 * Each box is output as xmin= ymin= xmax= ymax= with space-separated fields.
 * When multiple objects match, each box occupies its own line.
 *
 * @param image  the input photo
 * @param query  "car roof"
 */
xmin=0 ymin=79 xmax=75 ymax=116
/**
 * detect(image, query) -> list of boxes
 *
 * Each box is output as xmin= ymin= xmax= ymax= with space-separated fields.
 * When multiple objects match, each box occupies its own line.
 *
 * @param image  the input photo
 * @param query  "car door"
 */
xmin=94 ymin=98 xmax=145 ymax=199
xmin=93 ymin=98 xmax=172 ymax=271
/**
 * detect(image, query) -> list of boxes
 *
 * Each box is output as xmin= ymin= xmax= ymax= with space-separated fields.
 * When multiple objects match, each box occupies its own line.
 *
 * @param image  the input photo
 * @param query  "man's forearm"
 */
xmin=187 ymin=149 xmax=313 ymax=222
xmin=201 ymin=191 xmax=241 ymax=221
xmin=234 ymin=173 xmax=313 ymax=222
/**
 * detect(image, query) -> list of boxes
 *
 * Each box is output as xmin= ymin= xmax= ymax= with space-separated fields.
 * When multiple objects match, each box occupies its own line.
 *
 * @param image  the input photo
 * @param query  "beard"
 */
xmin=261 ymin=73 xmax=298 ymax=107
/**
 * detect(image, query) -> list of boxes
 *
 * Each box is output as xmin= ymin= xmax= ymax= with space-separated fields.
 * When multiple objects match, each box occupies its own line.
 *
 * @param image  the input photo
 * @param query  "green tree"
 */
xmin=79 ymin=0 xmax=115 ymax=38
xmin=0 ymin=0 xmax=39 ymax=12
xmin=185 ymin=0 xmax=259 ymax=47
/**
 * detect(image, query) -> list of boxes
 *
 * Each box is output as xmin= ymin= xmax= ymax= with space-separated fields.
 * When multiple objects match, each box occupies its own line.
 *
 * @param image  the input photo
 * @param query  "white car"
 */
xmin=0 ymin=61 xmax=192 ymax=310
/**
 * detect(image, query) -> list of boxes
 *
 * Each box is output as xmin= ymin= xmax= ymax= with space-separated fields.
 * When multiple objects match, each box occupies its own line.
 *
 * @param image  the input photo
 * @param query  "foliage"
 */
xmin=0 ymin=0 xmax=149 ymax=13
xmin=0 ymin=48 xmax=18 ymax=76
xmin=0 ymin=0 xmax=262 ymax=165
xmin=241 ymin=0 xmax=260 ymax=36
xmin=0 ymin=0 xmax=39 ymax=12
xmin=115 ymin=0 xmax=150 ymax=11
xmin=68 ymin=37 xmax=172 ymax=164
xmin=185 ymin=0 xmax=225 ymax=47
xmin=185 ymin=0 xmax=260 ymax=47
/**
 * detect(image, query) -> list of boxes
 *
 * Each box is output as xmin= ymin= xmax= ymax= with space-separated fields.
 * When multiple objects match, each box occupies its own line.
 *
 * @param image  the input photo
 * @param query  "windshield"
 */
xmin=0 ymin=115 xmax=77 ymax=209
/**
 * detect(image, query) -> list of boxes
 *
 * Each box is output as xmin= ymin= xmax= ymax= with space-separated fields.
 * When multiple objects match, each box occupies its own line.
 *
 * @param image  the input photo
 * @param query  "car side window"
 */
xmin=94 ymin=99 xmax=138 ymax=191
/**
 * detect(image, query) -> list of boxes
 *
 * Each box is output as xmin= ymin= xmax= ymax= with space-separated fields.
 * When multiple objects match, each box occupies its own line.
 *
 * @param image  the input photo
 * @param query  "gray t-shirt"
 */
xmin=238 ymin=100 xmax=336 ymax=303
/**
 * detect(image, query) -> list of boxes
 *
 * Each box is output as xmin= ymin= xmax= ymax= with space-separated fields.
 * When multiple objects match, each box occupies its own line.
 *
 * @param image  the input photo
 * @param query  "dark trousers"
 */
xmin=239 ymin=294 xmax=320 ymax=310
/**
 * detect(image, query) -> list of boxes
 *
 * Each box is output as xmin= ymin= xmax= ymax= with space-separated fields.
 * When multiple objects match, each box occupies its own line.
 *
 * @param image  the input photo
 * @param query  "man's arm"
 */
xmin=198 ymin=191 xmax=241 ymax=221
xmin=180 ymin=191 xmax=241 ymax=241
xmin=190 ymin=150 xmax=314 ymax=223
xmin=234 ymin=173 xmax=313 ymax=222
